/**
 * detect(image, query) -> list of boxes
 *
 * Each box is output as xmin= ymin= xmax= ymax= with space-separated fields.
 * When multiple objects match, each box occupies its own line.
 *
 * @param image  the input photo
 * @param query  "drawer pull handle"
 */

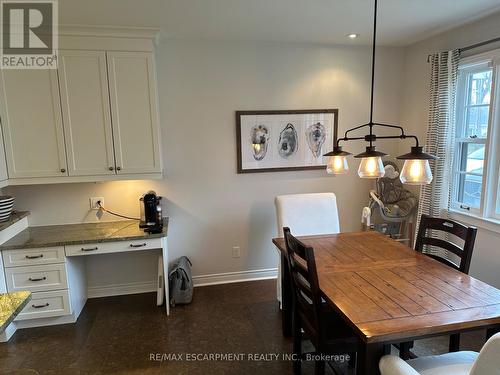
xmin=32 ymin=303 xmax=50 ymax=309
xmin=25 ymin=254 xmax=44 ymax=259
xmin=130 ymin=243 xmax=147 ymax=248
xmin=81 ymin=247 xmax=98 ymax=252
xmin=29 ymin=276 xmax=47 ymax=282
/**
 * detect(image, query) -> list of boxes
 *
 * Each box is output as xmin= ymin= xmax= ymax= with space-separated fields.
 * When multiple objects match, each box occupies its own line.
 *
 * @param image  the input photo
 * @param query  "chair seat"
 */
xmin=407 ymin=351 xmax=478 ymax=375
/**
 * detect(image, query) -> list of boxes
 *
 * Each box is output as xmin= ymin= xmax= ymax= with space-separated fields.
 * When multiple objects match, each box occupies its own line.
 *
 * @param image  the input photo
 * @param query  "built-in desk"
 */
xmin=0 ymin=218 xmax=169 ymax=342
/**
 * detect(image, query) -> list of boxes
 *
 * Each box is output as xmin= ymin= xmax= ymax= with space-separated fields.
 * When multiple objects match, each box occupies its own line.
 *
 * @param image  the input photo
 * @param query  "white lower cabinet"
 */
xmin=65 ymin=238 xmax=161 ymax=257
xmin=16 ymin=290 xmax=71 ymax=321
xmin=2 ymin=246 xmax=65 ymax=267
xmin=5 ymin=263 xmax=68 ymax=292
xmin=2 ymin=247 xmax=73 ymax=322
xmin=0 ymin=234 xmax=168 ymax=332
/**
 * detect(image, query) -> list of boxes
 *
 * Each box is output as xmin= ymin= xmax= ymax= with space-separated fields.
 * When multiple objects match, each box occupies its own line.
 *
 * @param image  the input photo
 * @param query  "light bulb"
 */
xmin=252 ymin=143 xmax=261 ymax=153
xmin=400 ymin=159 xmax=433 ymax=185
xmin=358 ymin=157 xmax=385 ymax=178
xmin=326 ymin=156 xmax=349 ymax=175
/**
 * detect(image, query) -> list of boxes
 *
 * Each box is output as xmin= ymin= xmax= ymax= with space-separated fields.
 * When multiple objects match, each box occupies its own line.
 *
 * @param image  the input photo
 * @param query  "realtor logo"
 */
xmin=0 ymin=0 xmax=58 ymax=69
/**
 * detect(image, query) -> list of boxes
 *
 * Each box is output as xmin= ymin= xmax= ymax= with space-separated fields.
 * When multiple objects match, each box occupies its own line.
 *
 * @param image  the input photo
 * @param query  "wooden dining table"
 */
xmin=272 ymin=231 xmax=500 ymax=375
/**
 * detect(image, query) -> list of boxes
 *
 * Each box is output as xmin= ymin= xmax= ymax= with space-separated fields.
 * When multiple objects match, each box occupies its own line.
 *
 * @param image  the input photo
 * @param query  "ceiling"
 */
xmin=59 ymin=0 xmax=500 ymax=46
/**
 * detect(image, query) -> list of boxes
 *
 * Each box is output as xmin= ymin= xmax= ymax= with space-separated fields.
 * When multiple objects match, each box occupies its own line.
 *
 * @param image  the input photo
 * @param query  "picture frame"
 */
xmin=236 ymin=109 xmax=338 ymax=173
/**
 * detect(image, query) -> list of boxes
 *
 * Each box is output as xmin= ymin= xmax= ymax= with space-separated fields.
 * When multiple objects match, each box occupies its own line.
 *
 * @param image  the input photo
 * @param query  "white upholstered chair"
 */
xmin=274 ymin=193 xmax=340 ymax=305
xmin=379 ymin=333 xmax=500 ymax=375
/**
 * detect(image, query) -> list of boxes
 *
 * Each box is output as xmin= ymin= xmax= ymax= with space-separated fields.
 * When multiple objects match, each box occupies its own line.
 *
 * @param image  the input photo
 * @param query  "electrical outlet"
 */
xmin=89 ymin=197 xmax=104 ymax=210
xmin=232 ymin=246 xmax=241 ymax=258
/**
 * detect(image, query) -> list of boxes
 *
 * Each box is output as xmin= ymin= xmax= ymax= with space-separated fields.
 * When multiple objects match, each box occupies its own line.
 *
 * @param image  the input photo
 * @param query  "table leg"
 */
xmin=486 ymin=326 xmax=500 ymax=340
xmin=399 ymin=341 xmax=413 ymax=359
xmin=280 ymin=252 xmax=292 ymax=337
xmin=449 ymin=333 xmax=460 ymax=352
xmin=357 ymin=342 xmax=389 ymax=375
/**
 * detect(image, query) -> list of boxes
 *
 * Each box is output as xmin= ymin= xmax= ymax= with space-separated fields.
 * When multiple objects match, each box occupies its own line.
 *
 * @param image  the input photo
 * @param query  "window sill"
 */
xmin=449 ymin=209 xmax=500 ymax=235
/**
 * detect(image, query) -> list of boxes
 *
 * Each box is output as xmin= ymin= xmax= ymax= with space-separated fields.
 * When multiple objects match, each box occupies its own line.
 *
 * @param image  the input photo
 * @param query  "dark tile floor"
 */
xmin=0 ymin=280 xmax=488 ymax=375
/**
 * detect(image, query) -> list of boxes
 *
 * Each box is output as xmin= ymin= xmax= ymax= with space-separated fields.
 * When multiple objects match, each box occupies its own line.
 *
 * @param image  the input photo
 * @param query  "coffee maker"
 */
xmin=139 ymin=191 xmax=163 ymax=233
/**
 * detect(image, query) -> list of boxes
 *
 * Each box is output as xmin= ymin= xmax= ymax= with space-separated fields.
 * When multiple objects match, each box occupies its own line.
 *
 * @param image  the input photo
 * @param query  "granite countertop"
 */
xmin=0 ymin=218 xmax=169 ymax=250
xmin=0 ymin=291 xmax=31 ymax=332
xmin=0 ymin=211 xmax=30 ymax=232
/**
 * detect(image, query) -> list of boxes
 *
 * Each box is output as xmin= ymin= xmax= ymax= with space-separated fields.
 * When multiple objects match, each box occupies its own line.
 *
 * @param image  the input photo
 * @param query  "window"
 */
xmin=452 ymin=53 xmax=500 ymax=221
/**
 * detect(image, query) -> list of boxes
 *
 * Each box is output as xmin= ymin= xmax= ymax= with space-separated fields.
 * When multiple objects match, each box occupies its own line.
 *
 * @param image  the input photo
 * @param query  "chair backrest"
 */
xmin=283 ymin=227 xmax=323 ymax=343
xmin=275 ymin=193 xmax=340 ymax=236
xmin=415 ymin=214 xmax=477 ymax=274
xmin=470 ymin=332 xmax=500 ymax=375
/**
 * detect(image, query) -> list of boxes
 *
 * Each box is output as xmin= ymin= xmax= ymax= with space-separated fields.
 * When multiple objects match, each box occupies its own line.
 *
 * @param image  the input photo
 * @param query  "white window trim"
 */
xmin=450 ymin=49 xmax=500 ymax=229
xmin=449 ymin=209 xmax=500 ymax=234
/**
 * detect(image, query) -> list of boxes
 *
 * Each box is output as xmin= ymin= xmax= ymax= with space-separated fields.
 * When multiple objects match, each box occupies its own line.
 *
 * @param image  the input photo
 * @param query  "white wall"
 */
xmin=4 ymin=40 xmax=405 ymax=288
xmin=399 ymin=11 xmax=500 ymax=287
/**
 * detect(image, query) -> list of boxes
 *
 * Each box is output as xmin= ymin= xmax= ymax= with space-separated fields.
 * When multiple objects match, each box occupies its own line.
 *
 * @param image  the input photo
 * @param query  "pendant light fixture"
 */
xmin=323 ymin=0 xmax=437 ymax=185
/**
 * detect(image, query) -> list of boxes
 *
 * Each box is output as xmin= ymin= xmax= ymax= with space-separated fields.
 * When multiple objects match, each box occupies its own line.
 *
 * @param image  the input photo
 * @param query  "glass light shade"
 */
xmin=326 ymin=156 xmax=349 ymax=175
xmin=358 ymin=157 xmax=385 ymax=178
xmin=252 ymin=143 xmax=262 ymax=154
xmin=400 ymin=159 xmax=433 ymax=185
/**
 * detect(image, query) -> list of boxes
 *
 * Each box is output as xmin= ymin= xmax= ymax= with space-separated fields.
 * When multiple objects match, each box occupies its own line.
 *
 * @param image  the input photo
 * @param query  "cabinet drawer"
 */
xmin=2 ymin=246 xmax=65 ymax=267
xmin=15 ymin=290 xmax=71 ymax=321
xmin=5 ymin=263 xmax=68 ymax=292
xmin=65 ymin=238 xmax=162 ymax=257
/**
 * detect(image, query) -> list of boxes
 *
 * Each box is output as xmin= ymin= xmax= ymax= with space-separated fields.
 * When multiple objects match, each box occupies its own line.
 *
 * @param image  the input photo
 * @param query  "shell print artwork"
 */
xmin=305 ymin=122 xmax=326 ymax=158
xmin=250 ymin=125 xmax=270 ymax=161
xmin=278 ymin=123 xmax=298 ymax=158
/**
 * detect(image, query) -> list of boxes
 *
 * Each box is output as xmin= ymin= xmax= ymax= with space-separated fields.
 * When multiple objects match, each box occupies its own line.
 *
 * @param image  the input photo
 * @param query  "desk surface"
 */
xmin=273 ymin=231 xmax=500 ymax=343
xmin=0 ymin=218 xmax=168 ymax=250
xmin=0 ymin=291 xmax=31 ymax=332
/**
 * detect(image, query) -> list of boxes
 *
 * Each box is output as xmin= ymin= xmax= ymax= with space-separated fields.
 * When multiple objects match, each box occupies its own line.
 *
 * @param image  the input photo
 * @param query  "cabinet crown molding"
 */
xmin=57 ymin=25 xmax=160 ymax=51
xmin=59 ymin=25 xmax=160 ymax=40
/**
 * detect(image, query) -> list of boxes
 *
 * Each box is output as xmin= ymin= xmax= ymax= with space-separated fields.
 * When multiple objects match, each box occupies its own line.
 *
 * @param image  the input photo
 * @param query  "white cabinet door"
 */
xmin=59 ymin=50 xmax=115 ymax=176
xmin=0 ymin=123 xmax=9 ymax=182
xmin=107 ymin=51 xmax=161 ymax=174
xmin=0 ymin=70 xmax=68 ymax=178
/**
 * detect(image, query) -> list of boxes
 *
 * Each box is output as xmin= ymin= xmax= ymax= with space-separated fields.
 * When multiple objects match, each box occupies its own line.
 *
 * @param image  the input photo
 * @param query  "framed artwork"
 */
xmin=236 ymin=109 xmax=338 ymax=173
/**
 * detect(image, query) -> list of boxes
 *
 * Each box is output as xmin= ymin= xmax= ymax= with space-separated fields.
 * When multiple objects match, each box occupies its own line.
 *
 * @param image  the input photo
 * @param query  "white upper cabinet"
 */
xmin=0 ymin=70 xmax=68 ymax=178
xmin=107 ymin=51 xmax=161 ymax=174
xmin=58 ymin=50 xmax=115 ymax=176
xmin=0 ymin=29 xmax=162 ymax=185
xmin=0 ymin=124 xmax=8 ymax=183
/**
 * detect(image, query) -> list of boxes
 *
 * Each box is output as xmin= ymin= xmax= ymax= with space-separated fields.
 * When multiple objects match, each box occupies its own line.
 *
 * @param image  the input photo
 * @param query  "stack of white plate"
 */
xmin=0 ymin=196 xmax=14 ymax=222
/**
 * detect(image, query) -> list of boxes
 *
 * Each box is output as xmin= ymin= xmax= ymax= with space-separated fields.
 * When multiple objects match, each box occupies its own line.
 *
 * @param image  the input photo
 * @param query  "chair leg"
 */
xmin=314 ymin=359 xmax=325 ymax=375
xmin=399 ymin=341 xmax=413 ymax=360
xmin=293 ymin=315 xmax=302 ymax=375
xmin=449 ymin=333 xmax=460 ymax=352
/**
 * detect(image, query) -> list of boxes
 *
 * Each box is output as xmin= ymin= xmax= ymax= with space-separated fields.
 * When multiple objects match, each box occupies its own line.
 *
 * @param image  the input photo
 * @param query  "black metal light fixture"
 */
xmin=324 ymin=0 xmax=437 ymax=185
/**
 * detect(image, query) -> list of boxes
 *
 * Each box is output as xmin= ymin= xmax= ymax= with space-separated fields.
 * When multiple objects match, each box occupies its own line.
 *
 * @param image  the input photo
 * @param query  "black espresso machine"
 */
xmin=139 ymin=191 xmax=163 ymax=233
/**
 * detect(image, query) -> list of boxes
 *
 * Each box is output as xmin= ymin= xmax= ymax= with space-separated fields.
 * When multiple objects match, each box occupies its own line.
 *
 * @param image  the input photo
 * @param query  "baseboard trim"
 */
xmin=193 ymin=268 xmax=278 ymax=287
xmin=87 ymin=281 xmax=157 ymax=298
xmin=0 ymin=322 xmax=17 ymax=342
xmin=14 ymin=313 xmax=77 ymax=329
xmin=85 ymin=268 xmax=278 ymax=298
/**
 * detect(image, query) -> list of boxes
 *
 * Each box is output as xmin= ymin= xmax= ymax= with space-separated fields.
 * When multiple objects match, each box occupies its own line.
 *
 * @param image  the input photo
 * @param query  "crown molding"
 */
xmin=59 ymin=25 xmax=160 ymax=41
